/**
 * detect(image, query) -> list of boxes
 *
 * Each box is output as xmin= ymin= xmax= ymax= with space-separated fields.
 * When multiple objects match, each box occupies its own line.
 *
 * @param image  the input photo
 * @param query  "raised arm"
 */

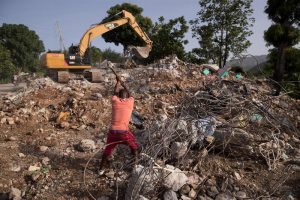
xmin=120 ymin=81 xmax=131 ymax=97
xmin=114 ymin=79 xmax=121 ymax=96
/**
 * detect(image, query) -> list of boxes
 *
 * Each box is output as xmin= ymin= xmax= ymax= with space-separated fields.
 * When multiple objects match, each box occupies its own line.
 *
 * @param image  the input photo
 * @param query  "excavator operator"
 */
xmin=100 ymin=75 xmax=138 ymax=170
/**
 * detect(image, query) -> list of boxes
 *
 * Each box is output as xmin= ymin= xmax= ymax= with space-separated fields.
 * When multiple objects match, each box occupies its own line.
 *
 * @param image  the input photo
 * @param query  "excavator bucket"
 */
xmin=129 ymin=46 xmax=151 ymax=59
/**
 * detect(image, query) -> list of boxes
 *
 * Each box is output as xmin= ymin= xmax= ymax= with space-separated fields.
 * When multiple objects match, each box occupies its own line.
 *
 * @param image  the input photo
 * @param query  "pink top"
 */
xmin=110 ymin=95 xmax=134 ymax=130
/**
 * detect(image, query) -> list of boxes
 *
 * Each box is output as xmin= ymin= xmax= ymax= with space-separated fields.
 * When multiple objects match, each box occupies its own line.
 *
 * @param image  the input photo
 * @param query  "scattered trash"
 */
xmin=202 ymin=68 xmax=210 ymax=75
xmin=56 ymin=111 xmax=69 ymax=123
xmin=250 ymin=113 xmax=263 ymax=123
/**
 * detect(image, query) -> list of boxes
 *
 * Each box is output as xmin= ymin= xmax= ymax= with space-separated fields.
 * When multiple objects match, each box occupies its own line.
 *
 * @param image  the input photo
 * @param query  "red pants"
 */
xmin=102 ymin=130 xmax=138 ymax=157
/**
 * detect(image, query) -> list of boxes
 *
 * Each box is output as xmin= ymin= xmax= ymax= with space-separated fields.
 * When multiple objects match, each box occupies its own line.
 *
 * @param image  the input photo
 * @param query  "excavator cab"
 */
xmin=67 ymin=45 xmax=82 ymax=65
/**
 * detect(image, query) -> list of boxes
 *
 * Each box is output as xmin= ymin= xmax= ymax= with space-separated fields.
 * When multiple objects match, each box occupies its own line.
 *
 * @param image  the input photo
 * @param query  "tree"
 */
xmin=264 ymin=47 xmax=300 ymax=98
xmin=102 ymin=3 xmax=152 ymax=52
xmin=0 ymin=42 xmax=16 ymax=82
xmin=88 ymin=46 xmax=102 ymax=66
xmin=190 ymin=0 xmax=255 ymax=68
xmin=87 ymin=46 xmax=125 ymax=65
xmin=264 ymin=0 xmax=300 ymax=94
xmin=0 ymin=24 xmax=45 ymax=73
xmin=147 ymin=16 xmax=189 ymax=62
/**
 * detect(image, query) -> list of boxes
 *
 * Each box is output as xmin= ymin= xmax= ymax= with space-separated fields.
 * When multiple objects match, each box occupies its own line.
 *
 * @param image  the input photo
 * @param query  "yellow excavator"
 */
xmin=41 ymin=10 xmax=153 ymax=83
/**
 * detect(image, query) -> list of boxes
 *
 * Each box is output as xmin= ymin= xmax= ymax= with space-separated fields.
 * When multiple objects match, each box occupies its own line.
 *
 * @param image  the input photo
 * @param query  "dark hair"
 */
xmin=118 ymin=89 xmax=129 ymax=99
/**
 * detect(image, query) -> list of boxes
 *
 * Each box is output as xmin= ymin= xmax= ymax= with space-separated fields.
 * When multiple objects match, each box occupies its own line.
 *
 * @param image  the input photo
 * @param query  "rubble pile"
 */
xmin=0 ymin=56 xmax=299 ymax=200
xmin=132 ymin=78 xmax=300 ymax=199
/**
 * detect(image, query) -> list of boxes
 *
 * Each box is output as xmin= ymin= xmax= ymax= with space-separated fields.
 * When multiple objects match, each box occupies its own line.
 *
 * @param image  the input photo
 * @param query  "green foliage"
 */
xmin=264 ymin=0 xmax=300 ymax=91
xmin=190 ymin=0 xmax=255 ymax=68
xmin=265 ymin=0 xmax=300 ymax=25
xmin=264 ymin=24 xmax=300 ymax=47
xmin=88 ymin=46 xmax=125 ymax=64
xmin=101 ymin=48 xmax=125 ymax=63
xmin=0 ymin=43 xmax=16 ymax=83
xmin=265 ymin=48 xmax=300 ymax=98
xmin=147 ymin=16 xmax=189 ymax=62
xmin=88 ymin=46 xmax=102 ymax=66
xmin=102 ymin=3 xmax=153 ymax=50
xmin=0 ymin=24 xmax=45 ymax=73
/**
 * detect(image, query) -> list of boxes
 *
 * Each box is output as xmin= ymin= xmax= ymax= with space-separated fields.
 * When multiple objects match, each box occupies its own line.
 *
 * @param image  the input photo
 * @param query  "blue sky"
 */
xmin=0 ymin=0 xmax=271 ymax=56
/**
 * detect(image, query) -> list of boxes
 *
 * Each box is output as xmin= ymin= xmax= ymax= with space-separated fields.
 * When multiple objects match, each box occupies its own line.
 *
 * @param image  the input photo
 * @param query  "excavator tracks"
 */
xmin=46 ymin=69 xmax=101 ymax=83
xmin=57 ymin=71 xmax=70 ymax=83
xmin=84 ymin=70 xmax=102 ymax=83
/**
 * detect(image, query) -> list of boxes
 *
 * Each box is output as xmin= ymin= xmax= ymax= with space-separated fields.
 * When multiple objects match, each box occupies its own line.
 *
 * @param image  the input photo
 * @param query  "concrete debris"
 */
xmin=179 ymin=184 xmax=190 ymax=195
xmin=28 ymin=165 xmax=41 ymax=172
xmin=0 ymin=55 xmax=299 ymax=199
xmin=125 ymin=165 xmax=158 ymax=200
xmin=9 ymin=187 xmax=22 ymax=200
xmin=9 ymin=163 xmax=21 ymax=172
xmin=163 ymin=189 xmax=178 ymax=200
xmin=163 ymin=165 xmax=188 ymax=191
xmin=77 ymin=139 xmax=96 ymax=152
xmin=39 ymin=146 xmax=49 ymax=152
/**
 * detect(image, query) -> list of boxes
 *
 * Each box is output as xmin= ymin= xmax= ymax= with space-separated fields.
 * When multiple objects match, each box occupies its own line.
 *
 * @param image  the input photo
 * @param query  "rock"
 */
xmin=9 ymin=164 xmax=21 ymax=172
xmin=163 ymin=189 xmax=178 ymax=200
xmin=78 ymin=139 xmax=96 ymax=152
xmin=207 ymin=186 xmax=219 ymax=197
xmin=189 ymin=189 xmax=197 ymax=199
xmin=234 ymin=172 xmax=242 ymax=181
xmin=206 ymin=178 xmax=216 ymax=186
xmin=125 ymin=165 xmax=159 ymax=200
xmin=235 ymin=191 xmax=247 ymax=199
xmin=77 ymin=124 xmax=87 ymax=131
xmin=91 ymin=93 xmax=103 ymax=100
xmin=31 ymin=172 xmax=41 ymax=181
xmin=62 ymin=87 xmax=72 ymax=93
xmin=186 ymin=172 xmax=204 ymax=189
xmin=45 ymin=136 xmax=52 ymax=141
xmin=179 ymin=184 xmax=191 ymax=195
xmin=131 ymin=111 xmax=144 ymax=129
xmin=28 ymin=165 xmax=41 ymax=172
xmin=41 ymin=157 xmax=50 ymax=165
xmin=292 ymin=165 xmax=300 ymax=172
xmin=198 ymin=195 xmax=213 ymax=200
xmin=8 ymin=136 xmax=17 ymax=141
xmin=215 ymin=193 xmax=236 ymax=200
xmin=9 ymin=187 xmax=22 ymax=200
xmin=105 ymin=170 xmax=115 ymax=179
xmin=181 ymin=195 xmax=191 ymax=200
xmin=0 ymin=118 xmax=6 ymax=124
xmin=163 ymin=165 xmax=188 ymax=191
xmin=158 ymin=114 xmax=168 ymax=122
xmin=39 ymin=146 xmax=48 ymax=152
xmin=7 ymin=118 xmax=15 ymax=125
xmin=18 ymin=153 xmax=25 ymax=158
xmin=60 ymin=121 xmax=70 ymax=129
xmin=176 ymin=120 xmax=188 ymax=134
xmin=75 ymin=92 xmax=85 ymax=98
xmin=171 ymin=142 xmax=188 ymax=159
xmin=205 ymin=136 xmax=215 ymax=143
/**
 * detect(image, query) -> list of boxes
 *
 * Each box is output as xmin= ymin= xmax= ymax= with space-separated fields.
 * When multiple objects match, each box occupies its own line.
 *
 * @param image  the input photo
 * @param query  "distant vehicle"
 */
xmin=40 ymin=10 xmax=153 ymax=83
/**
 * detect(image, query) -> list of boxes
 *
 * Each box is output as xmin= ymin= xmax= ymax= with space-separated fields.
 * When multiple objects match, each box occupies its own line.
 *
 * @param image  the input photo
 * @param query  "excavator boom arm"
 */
xmin=78 ymin=10 xmax=152 ymax=58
